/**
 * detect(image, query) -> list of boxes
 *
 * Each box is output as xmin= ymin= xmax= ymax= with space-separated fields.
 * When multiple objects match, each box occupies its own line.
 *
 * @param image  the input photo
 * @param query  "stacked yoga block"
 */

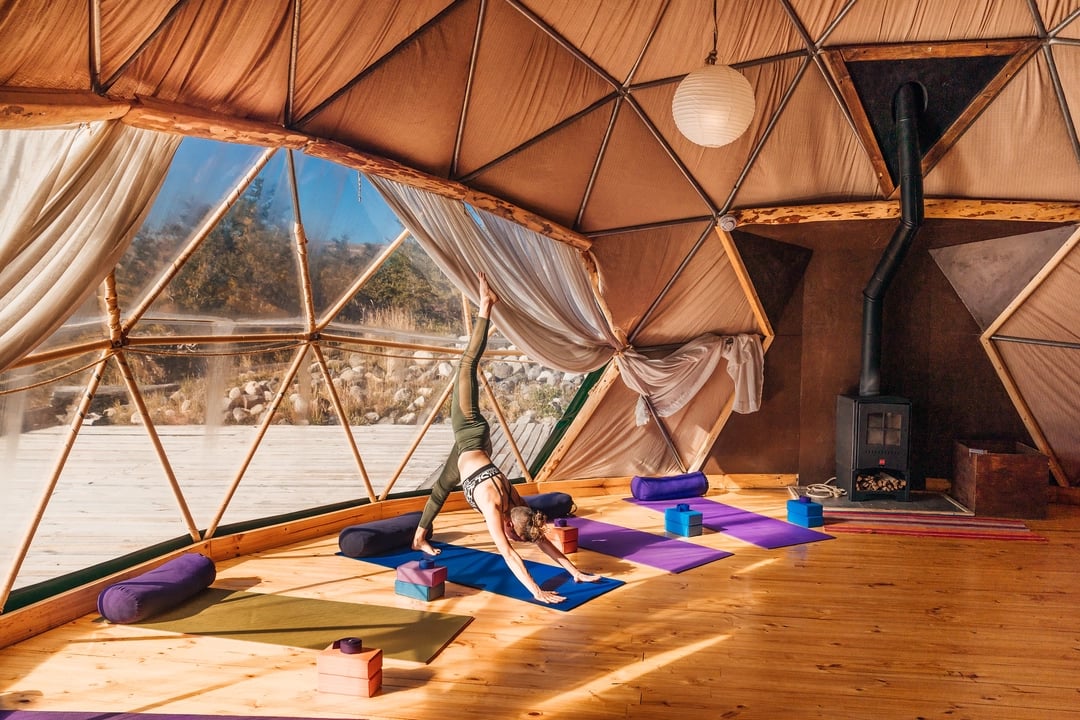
xmin=547 ymin=517 xmax=578 ymax=553
xmin=317 ymin=637 xmax=382 ymax=697
xmin=665 ymin=503 xmax=703 ymax=537
xmin=786 ymin=496 xmax=824 ymax=527
xmin=395 ymin=557 xmax=447 ymax=601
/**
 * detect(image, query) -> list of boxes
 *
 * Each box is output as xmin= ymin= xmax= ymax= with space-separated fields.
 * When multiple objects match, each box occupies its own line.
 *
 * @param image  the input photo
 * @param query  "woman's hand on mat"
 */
xmin=533 ymin=588 xmax=566 ymax=604
xmin=573 ymin=571 xmax=601 ymax=583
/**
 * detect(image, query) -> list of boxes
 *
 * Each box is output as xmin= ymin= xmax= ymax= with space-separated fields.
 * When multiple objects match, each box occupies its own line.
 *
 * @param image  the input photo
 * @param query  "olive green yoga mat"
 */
xmin=129 ymin=588 xmax=472 ymax=663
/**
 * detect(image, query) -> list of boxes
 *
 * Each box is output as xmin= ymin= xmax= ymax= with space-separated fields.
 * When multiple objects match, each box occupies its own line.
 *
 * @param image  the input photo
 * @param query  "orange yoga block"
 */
xmin=548 ymin=521 xmax=578 ymax=553
xmin=317 ymin=669 xmax=382 ymax=697
xmin=317 ymin=642 xmax=383 ymax=696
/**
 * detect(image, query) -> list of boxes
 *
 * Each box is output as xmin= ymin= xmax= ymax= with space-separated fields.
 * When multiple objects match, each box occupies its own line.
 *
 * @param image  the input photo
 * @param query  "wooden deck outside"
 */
xmin=2 ymin=419 xmax=554 ymax=588
xmin=1 ymin=489 xmax=1079 ymax=719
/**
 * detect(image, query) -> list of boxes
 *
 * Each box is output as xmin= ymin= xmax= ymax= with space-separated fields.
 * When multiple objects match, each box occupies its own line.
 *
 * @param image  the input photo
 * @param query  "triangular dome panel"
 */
xmin=465 ymin=103 xmax=610 ymax=230
xmin=297 ymin=0 xmax=479 ymax=178
xmin=456 ymin=0 xmax=613 ymax=176
xmin=924 ymin=53 xmax=1080 ymax=200
xmin=291 ymin=0 xmax=453 ymax=122
xmin=930 ymin=225 xmax=1074 ymax=331
xmin=579 ymin=101 xmax=712 ymax=232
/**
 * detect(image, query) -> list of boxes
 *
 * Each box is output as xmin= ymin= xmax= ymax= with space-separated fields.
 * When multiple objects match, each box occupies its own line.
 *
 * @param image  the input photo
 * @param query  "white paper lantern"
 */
xmin=672 ymin=63 xmax=756 ymax=148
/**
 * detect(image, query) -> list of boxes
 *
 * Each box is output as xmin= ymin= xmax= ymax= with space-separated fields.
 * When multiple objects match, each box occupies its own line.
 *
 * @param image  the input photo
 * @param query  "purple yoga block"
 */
xmin=97 ymin=552 xmax=216 ymax=624
xmin=630 ymin=471 xmax=709 ymax=501
xmin=396 ymin=560 xmax=448 ymax=587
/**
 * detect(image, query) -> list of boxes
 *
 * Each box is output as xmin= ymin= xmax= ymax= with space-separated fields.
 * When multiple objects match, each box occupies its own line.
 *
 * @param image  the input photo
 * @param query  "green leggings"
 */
xmin=417 ymin=316 xmax=492 ymax=532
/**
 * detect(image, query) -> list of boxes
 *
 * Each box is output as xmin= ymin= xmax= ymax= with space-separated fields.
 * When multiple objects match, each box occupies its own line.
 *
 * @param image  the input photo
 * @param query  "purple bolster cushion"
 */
xmin=523 ymin=492 xmax=576 ymax=518
xmin=630 ymin=471 xmax=709 ymax=501
xmin=97 ymin=552 xmax=216 ymax=624
xmin=338 ymin=511 xmax=423 ymax=558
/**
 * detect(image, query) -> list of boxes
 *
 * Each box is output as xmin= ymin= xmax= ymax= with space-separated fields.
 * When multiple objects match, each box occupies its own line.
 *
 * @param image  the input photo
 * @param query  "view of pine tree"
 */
xmin=164 ymin=177 xmax=299 ymax=316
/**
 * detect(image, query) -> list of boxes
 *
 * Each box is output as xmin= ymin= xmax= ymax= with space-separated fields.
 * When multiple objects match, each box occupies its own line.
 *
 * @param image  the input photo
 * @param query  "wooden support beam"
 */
xmin=123 ymin=95 xmax=309 ymax=148
xmin=729 ymin=198 xmax=1080 ymax=226
xmin=0 ymin=87 xmax=128 ymax=128
xmin=305 ymin=138 xmax=592 ymax=252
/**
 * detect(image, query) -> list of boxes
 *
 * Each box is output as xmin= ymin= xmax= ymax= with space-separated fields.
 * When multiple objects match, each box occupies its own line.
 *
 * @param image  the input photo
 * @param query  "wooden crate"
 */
xmin=952 ymin=440 xmax=1049 ymax=518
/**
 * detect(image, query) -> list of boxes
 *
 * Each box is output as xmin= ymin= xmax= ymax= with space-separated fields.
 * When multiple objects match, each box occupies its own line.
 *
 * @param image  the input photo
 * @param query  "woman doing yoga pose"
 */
xmin=411 ymin=272 xmax=601 ymax=604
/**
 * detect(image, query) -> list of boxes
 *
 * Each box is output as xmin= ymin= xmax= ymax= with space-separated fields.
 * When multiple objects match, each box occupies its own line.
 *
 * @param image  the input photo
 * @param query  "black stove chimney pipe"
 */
xmin=859 ymin=82 xmax=926 ymax=397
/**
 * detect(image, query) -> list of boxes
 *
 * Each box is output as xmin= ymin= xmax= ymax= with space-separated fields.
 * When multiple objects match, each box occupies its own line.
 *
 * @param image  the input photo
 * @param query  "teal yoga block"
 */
xmin=787 ymin=497 xmax=824 ymax=527
xmin=395 ymin=578 xmax=445 ymax=601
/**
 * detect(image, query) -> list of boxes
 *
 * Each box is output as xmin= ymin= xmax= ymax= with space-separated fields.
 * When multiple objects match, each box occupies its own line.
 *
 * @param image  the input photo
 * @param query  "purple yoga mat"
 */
xmin=567 ymin=517 xmax=732 ymax=573
xmin=627 ymin=497 xmax=833 ymax=549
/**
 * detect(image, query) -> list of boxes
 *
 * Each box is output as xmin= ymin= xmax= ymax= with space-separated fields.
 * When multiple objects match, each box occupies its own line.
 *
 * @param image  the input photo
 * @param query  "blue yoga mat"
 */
xmin=568 ymin=517 xmax=732 ymax=572
xmin=351 ymin=542 xmax=624 ymax=612
xmin=627 ymin=497 xmax=833 ymax=549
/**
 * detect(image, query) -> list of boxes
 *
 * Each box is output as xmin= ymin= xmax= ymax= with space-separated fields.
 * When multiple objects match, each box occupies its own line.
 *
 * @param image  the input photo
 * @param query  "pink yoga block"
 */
xmin=395 ymin=559 xmax=447 ymax=587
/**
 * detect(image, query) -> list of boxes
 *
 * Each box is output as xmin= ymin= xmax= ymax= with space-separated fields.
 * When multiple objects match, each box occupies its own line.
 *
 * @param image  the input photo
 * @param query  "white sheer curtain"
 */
xmin=371 ymin=176 xmax=763 ymax=423
xmin=0 ymin=122 xmax=181 ymax=373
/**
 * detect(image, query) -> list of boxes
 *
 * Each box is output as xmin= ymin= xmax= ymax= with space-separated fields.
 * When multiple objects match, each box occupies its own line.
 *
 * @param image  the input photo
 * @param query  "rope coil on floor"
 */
xmin=804 ymin=477 xmax=847 ymax=499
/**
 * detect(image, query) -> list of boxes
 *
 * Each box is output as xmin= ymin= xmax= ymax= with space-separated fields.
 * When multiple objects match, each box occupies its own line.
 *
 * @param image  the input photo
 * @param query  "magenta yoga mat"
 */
xmin=627 ymin=496 xmax=833 ymax=549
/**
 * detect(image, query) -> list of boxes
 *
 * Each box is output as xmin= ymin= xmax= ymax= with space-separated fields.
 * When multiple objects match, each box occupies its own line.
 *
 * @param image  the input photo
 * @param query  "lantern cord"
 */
xmin=706 ymin=0 xmax=718 ymax=65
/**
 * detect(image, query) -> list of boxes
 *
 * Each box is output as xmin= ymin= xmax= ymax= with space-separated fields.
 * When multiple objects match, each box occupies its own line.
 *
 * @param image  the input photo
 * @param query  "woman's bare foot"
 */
xmin=477 ymin=271 xmax=499 ymax=314
xmin=412 ymin=528 xmax=440 ymax=555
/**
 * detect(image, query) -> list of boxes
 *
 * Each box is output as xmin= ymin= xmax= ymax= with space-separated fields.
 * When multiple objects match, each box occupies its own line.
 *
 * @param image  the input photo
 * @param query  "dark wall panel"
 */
xmin=707 ymin=219 xmax=1051 ymax=488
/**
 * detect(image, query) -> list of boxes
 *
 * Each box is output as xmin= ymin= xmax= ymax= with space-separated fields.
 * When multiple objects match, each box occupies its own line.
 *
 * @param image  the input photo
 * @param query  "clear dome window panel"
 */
xmin=115 ymin=138 xmax=271 ymax=310
xmin=2 ymin=358 xmax=196 ymax=591
xmin=213 ymin=341 xmax=456 ymax=524
xmin=30 ymin=286 xmax=107 ymax=356
xmin=134 ymin=149 xmax=305 ymax=328
xmin=321 ymin=236 xmax=467 ymax=342
xmin=1 ymin=352 xmax=113 ymax=432
xmin=291 ymin=155 xmax=406 ymax=321
xmin=477 ymin=337 xmax=584 ymax=479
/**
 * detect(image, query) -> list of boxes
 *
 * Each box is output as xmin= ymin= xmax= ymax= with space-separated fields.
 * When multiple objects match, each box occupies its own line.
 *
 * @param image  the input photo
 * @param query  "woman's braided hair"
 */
xmin=509 ymin=505 xmax=548 ymax=543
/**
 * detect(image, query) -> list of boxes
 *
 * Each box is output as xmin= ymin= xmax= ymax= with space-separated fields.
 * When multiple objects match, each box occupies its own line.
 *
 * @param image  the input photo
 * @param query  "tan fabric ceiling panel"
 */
xmin=290 ymin=0 xmax=453 ymax=123
xmin=577 ymin=100 xmax=711 ymax=232
xmin=994 ymin=340 xmax=1080 ymax=483
xmin=98 ymin=1 xmax=177 ymax=88
xmin=634 ymin=1 xmax=805 ymax=84
xmin=546 ymin=378 xmax=686 ymax=481
xmin=456 ymin=0 xmax=613 ymax=176
xmin=1049 ymin=44 xmax=1080 ymax=149
xmin=0 ymin=0 xmax=87 ymax=90
xmin=298 ymin=0 xmax=479 ymax=178
xmin=662 ymin=363 xmax=737 ymax=468
xmin=1039 ymin=1 xmax=1080 ymax=37
xmin=526 ymin=0 xmax=667 ymax=84
xmin=826 ymin=0 xmax=1036 ymax=45
xmin=629 ymin=230 xmax=755 ymax=347
xmin=590 ymin=222 xmax=710 ymax=336
xmin=997 ymin=240 xmax=1080 ymax=343
xmin=466 ymin=102 xmax=612 ymax=230
xmin=924 ymin=53 xmax=1080 ymax=201
xmin=108 ymin=0 xmax=292 ymax=121
xmin=733 ymin=64 xmax=883 ymax=208
xmin=786 ymin=1 xmax=869 ymax=44
xmin=638 ymin=57 xmax=806 ymax=214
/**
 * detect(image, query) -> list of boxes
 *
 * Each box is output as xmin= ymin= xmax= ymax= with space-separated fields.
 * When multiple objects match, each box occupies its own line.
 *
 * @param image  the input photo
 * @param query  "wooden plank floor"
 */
xmin=2 ymin=490 xmax=1079 ymax=719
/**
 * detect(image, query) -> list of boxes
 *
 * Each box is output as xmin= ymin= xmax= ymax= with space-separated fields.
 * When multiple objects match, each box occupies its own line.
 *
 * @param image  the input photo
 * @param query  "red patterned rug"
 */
xmin=823 ymin=511 xmax=1046 ymax=542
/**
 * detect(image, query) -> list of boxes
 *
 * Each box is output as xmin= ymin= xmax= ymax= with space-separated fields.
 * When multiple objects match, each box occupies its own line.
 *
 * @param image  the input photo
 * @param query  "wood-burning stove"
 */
xmin=833 ymin=82 xmax=924 ymax=504
xmin=835 ymin=394 xmax=911 ymax=501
